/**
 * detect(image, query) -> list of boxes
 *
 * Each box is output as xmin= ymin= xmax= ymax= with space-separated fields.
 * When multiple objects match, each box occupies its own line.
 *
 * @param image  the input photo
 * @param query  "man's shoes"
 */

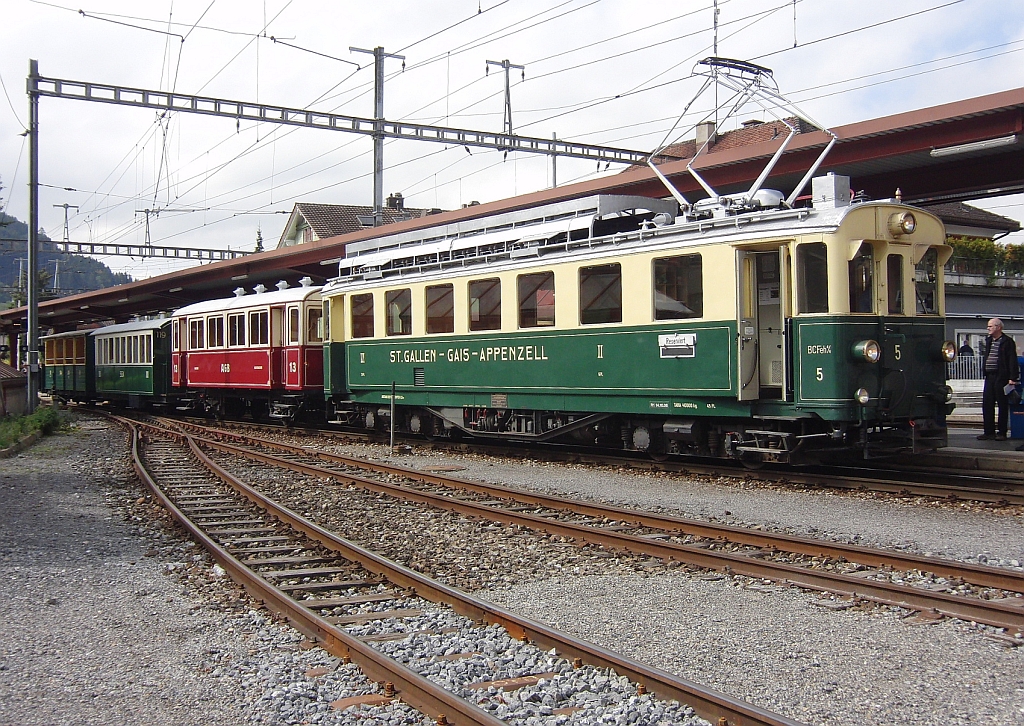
xmin=977 ymin=434 xmax=995 ymax=440
xmin=995 ymin=433 xmax=1007 ymax=441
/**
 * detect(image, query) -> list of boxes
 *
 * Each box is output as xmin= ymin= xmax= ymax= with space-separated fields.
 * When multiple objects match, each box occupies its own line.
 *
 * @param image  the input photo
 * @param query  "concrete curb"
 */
xmin=0 ymin=430 xmax=43 ymax=459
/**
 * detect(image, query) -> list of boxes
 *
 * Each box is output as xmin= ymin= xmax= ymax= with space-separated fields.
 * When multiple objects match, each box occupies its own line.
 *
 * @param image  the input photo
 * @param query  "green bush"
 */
xmin=0 ymin=406 xmax=66 ymax=449
xmin=947 ymin=236 xmax=1024 ymax=276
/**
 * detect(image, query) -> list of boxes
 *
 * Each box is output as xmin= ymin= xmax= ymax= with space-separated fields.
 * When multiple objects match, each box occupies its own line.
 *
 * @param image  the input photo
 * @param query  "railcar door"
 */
xmin=737 ymin=248 xmax=790 ymax=401
xmin=285 ymin=305 xmax=301 ymax=388
xmin=736 ymin=251 xmax=760 ymax=401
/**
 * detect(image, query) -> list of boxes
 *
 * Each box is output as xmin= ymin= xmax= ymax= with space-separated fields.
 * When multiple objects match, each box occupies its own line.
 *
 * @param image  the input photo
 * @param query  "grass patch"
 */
xmin=0 ymin=406 xmax=66 ymax=449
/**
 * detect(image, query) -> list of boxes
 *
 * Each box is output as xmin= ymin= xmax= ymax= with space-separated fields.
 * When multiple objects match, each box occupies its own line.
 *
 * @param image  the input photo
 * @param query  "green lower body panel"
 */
xmin=95 ymin=365 xmax=157 ymax=396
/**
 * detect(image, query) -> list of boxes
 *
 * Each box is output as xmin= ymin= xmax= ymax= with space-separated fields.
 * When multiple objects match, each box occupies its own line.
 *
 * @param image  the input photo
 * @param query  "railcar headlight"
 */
xmin=852 ymin=339 xmax=881 ymax=363
xmin=944 ymin=385 xmax=954 ymax=402
xmin=941 ymin=341 xmax=956 ymax=362
xmin=888 ymin=211 xmax=916 ymax=237
xmin=855 ymin=388 xmax=871 ymax=405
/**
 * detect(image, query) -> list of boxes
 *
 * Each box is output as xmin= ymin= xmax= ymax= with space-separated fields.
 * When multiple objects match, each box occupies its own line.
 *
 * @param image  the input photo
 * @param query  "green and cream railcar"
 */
xmin=41 ymin=330 xmax=95 ymax=402
xmin=91 ymin=318 xmax=172 ymax=408
xmin=321 ymin=181 xmax=953 ymax=462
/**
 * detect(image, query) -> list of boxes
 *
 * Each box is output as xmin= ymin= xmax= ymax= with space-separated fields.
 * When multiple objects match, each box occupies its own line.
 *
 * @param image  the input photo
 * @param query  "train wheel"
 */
xmin=739 ymin=452 xmax=765 ymax=469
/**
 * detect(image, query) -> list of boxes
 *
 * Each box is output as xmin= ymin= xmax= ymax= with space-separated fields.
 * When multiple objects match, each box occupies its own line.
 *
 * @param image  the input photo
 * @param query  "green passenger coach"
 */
xmin=91 ymin=319 xmax=172 ymax=408
xmin=42 ymin=330 xmax=95 ymax=402
xmin=321 ymin=176 xmax=954 ymax=464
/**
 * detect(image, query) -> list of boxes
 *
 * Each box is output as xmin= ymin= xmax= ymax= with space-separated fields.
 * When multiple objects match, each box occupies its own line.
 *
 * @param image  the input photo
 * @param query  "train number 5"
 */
xmin=816 ymin=367 xmax=823 ymax=381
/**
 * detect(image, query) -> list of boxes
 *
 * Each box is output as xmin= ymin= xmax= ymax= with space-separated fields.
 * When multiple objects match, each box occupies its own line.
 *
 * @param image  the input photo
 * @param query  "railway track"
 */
xmin=117 ymin=414 xmax=801 ymax=726
xmin=158 ymin=416 xmax=1024 ymax=635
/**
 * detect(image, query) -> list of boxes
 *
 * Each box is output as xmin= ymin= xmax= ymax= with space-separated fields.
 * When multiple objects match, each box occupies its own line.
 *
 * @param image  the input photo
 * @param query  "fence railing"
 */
xmin=947 ymin=355 xmax=983 ymax=380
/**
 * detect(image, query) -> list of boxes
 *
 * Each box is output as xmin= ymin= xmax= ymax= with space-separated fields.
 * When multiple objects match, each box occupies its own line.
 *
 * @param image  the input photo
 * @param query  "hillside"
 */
xmin=0 ymin=212 xmax=132 ymax=308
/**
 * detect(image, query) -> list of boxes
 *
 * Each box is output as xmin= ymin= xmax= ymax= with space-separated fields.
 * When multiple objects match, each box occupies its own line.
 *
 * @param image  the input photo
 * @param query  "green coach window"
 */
xmin=580 ymin=263 xmax=622 ymax=324
xmin=797 ymin=242 xmax=829 ymax=314
xmin=518 ymin=272 xmax=555 ymax=328
xmin=351 ymin=293 xmax=374 ymax=339
xmin=386 ymin=289 xmax=412 ymax=336
xmin=654 ymin=254 xmax=703 ymax=320
xmin=887 ymin=254 xmax=904 ymax=314
xmin=426 ymin=284 xmax=455 ymax=334
xmin=469 ymin=278 xmax=501 ymax=331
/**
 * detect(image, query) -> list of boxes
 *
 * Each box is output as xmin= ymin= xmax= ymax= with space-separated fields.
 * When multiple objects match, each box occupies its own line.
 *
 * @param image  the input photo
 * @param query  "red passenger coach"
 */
xmin=171 ymin=278 xmax=324 ymax=422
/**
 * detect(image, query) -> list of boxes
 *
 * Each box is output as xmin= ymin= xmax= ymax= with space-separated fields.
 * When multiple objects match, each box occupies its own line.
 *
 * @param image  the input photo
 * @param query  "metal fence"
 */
xmin=947 ymin=355 xmax=983 ymax=380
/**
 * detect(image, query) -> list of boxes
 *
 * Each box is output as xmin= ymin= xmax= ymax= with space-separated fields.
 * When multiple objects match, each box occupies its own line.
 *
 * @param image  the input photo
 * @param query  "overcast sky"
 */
xmin=2 ymin=0 xmax=1023 ymax=282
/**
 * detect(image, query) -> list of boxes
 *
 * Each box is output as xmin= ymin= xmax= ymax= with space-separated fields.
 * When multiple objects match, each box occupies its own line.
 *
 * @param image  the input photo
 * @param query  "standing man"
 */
xmin=978 ymin=318 xmax=1019 ymax=441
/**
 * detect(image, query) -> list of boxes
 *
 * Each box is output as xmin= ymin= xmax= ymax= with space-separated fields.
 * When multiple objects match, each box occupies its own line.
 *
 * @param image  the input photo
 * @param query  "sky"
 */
xmin=1 ymin=0 xmax=1023 ymax=283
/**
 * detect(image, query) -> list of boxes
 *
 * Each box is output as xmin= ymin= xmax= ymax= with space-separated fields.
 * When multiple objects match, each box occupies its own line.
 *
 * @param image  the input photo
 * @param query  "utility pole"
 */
xmin=53 ymin=202 xmax=78 ymax=242
xmin=486 ymin=59 xmax=525 ymax=148
xmin=26 ymin=59 xmax=40 ymax=412
xmin=350 ymin=46 xmax=405 ymax=227
xmin=551 ymin=132 xmax=558 ymax=188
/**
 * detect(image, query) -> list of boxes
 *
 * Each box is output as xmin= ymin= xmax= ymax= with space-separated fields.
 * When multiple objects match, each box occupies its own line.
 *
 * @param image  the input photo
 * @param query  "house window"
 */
xmin=518 ymin=272 xmax=555 ymax=328
xmin=228 ymin=313 xmax=246 ymax=346
xmin=797 ymin=242 xmax=829 ymax=314
xmin=386 ymin=289 xmax=412 ymax=336
xmin=654 ymin=254 xmax=703 ymax=319
xmin=426 ymin=284 xmax=454 ymax=334
xmin=351 ymin=293 xmax=374 ymax=338
xmin=469 ymin=278 xmax=501 ymax=331
xmin=579 ymin=263 xmax=622 ymax=325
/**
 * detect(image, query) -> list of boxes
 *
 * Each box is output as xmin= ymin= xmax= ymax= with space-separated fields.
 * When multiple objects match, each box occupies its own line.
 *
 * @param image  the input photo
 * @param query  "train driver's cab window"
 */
xmin=887 ymin=254 xmax=904 ymax=314
xmin=189 ymin=319 xmax=205 ymax=349
xmin=307 ymin=307 xmax=324 ymax=344
xmin=249 ymin=310 xmax=270 ymax=346
xmin=797 ymin=242 xmax=829 ymax=313
xmin=654 ymin=254 xmax=703 ymax=320
xmin=848 ymin=242 xmax=874 ymax=313
xmin=228 ymin=313 xmax=246 ymax=346
xmin=469 ymin=278 xmax=501 ymax=331
xmin=580 ymin=264 xmax=622 ymax=324
xmin=915 ymin=248 xmax=939 ymax=315
xmin=288 ymin=307 xmax=300 ymax=345
xmin=426 ymin=284 xmax=455 ymax=334
xmin=207 ymin=316 xmax=225 ymax=348
xmin=518 ymin=272 xmax=555 ymax=328
xmin=351 ymin=293 xmax=374 ymax=338
xmin=386 ymin=289 xmax=412 ymax=336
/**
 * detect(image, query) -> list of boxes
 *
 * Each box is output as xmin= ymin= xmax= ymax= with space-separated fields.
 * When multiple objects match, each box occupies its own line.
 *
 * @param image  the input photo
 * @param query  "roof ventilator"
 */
xmin=233 ymin=287 xmax=246 ymax=297
xmin=276 ymin=280 xmax=290 ymax=291
xmin=647 ymin=57 xmax=839 ymax=222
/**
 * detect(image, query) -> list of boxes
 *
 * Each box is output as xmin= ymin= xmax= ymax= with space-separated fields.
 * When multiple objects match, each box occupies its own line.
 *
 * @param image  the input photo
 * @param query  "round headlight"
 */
xmin=855 ymin=388 xmax=871 ymax=405
xmin=852 ymin=339 xmax=881 ymax=363
xmin=888 ymin=211 xmax=916 ymax=237
xmin=944 ymin=385 xmax=954 ymax=402
xmin=941 ymin=341 xmax=956 ymax=362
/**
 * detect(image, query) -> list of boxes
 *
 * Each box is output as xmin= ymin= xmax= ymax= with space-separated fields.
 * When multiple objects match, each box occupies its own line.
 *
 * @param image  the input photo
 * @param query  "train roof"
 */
xmin=172 ymin=281 xmax=322 ymax=318
xmin=90 ymin=318 xmax=171 ymax=337
xmin=323 ymin=187 xmax=943 ymax=293
xmin=41 ymin=329 xmax=96 ymax=340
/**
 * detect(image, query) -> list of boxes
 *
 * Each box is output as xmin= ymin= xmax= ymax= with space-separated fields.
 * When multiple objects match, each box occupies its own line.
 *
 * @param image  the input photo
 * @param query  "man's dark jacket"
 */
xmin=980 ymin=334 xmax=1020 ymax=384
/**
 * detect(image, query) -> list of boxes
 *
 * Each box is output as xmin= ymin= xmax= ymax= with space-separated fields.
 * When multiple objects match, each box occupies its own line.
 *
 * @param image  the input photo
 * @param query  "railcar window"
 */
xmin=887 ymin=255 xmax=904 ymax=314
xmin=129 ymin=336 xmax=137 ymax=364
xmin=75 ymin=337 xmax=85 ymax=364
xmin=228 ymin=313 xmax=246 ymax=346
xmin=351 ymin=293 xmax=374 ymax=338
xmin=189 ymin=319 xmax=205 ymax=349
xmin=288 ymin=307 xmax=300 ymax=344
xmin=915 ymin=247 xmax=939 ymax=315
xmin=518 ymin=272 xmax=556 ymax=328
xmin=145 ymin=335 xmax=152 ymax=364
xmin=426 ymin=284 xmax=455 ymax=334
xmin=469 ymin=278 xmax=501 ymax=331
xmin=249 ymin=310 xmax=270 ymax=346
xmin=654 ymin=255 xmax=703 ymax=320
xmin=322 ymin=301 xmax=331 ymax=342
xmin=580 ymin=264 xmax=622 ymax=324
xmin=117 ymin=337 xmax=125 ymax=364
xmin=44 ymin=339 xmax=54 ymax=364
xmin=797 ymin=243 xmax=829 ymax=313
xmin=172 ymin=319 xmax=180 ymax=351
xmin=386 ymin=289 xmax=412 ymax=336
xmin=307 ymin=308 xmax=324 ymax=343
xmin=848 ymin=243 xmax=874 ymax=313
xmin=207 ymin=316 xmax=225 ymax=347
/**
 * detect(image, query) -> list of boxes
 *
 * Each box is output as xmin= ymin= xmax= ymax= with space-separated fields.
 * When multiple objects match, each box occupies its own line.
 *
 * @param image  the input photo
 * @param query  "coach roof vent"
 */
xmin=233 ymin=287 xmax=246 ymax=297
xmin=253 ymin=284 xmax=267 ymax=294
xmin=276 ymin=280 xmax=290 ymax=291
xmin=299 ymin=276 xmax=314 ymax=287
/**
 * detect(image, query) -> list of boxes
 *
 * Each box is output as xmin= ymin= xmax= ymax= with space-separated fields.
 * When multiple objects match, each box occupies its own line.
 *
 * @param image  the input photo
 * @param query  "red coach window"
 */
xmin=228 ymin=313 xmax=246 ymax=346
xmin=249 ymin=310 xmax=269 ymax=346
xmin=189 ymin=319 xmax=205 ymax=349
xmin=207 ymin=316 xmax=225 ymax=348
xmin=288 ymin=306 xmax=300 ymax=344
xmin=307 ymin=308 xmax=324 ymax=344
